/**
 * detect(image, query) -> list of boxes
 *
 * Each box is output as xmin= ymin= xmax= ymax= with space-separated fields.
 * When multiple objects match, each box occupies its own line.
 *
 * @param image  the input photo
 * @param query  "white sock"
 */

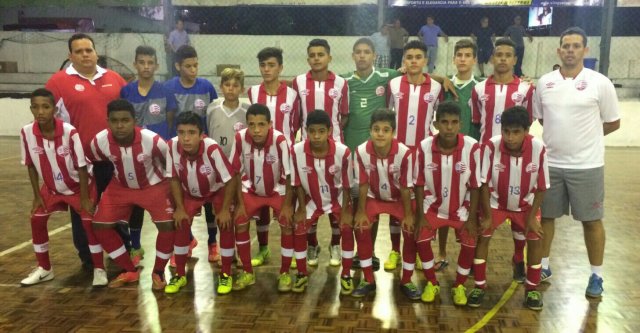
xmin=591 ymin=265 xmax=603 ymax=278
xmin=541 ymin=257 xmax=550 ymax=270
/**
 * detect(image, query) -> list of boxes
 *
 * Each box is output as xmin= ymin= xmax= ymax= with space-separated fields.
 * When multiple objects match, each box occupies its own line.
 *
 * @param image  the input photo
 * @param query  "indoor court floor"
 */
xmin=0 ymin=136 xmax=638 ymax=333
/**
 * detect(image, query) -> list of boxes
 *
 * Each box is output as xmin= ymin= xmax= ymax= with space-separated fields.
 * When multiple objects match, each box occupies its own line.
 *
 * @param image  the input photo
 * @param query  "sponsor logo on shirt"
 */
xmin=454 ymin=161 xmax=467 ymax=174
xmin=328 ymin=165 xmax=341 ymax=175
xmin=426 ymin=162 xmax=438 ymax=171
xmin=575 ymin=80 xmax=588 ymax=91
xmin=394 ymin=91 xmax=404 ymax=100
xmin=149 ymin=104 xmax=161 ymax=115
xmin=199 ymin=164 xmax=212 ymax=175
xmin=365 ymin=164 xmax=377 ymax=172
xmin=244 ymin=153 xmax=253 ymax=160
xmin=480 ymin=94 xmax=490 ymax=102
xmin=233 ymin=122 xmax=247 ymax=132
xmin=299 ymin=89 xmax=310 ymax=97
xmin=389 ymin=164 xmax=401 ymax=173
xmin=32 ymin=146 xmax=45 ymax=155
xmin=301 ymin=166 xmax=313 ymax=173
xmin=108 ymin=155 xmax=119 ymax=162
xmin=174 ymin=163 xmax=183 ymax=172
xmin=423 ymin=92 xmax=435 ymax=103
xmin=74 ymin=84 xmax=85 ymax=92
xmin=280 ymin=103 xmax=292 ymax=114
xmin=375 ymin=86 xmax=385 ymax=96
xmin=265 ymin=154 xmax=278 ymax=164
xmin=194 ymin=99 xmax=206 ymax=111
xmin=136 ymin=153 xmax=149 ymax=163
xmin=56 ymin=145 xmax=70 ymax=157
xmin=511 ymin=92 xmax=525 ymax=104
xmin=545 ymin=82 xmax=555 ymax=89
xmin=328 ymin=88 xmax=341 ymax=100
xmin=525 ymin=162 xmax=538 ymax=173
xmin=494 ymin=163 xmax=506 ymax=172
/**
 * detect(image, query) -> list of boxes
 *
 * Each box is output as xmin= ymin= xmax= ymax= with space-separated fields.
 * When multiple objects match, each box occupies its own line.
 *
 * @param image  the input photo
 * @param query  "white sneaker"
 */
xmin=93 ymin=268 xmax=108 ymax=287
xmin=329 ymin=245 xmax=341 ymax=267
xmin=307 ymin=245 xmax=320 ymax=266
xmin=21 ymin=267 xmax=54 ymax=286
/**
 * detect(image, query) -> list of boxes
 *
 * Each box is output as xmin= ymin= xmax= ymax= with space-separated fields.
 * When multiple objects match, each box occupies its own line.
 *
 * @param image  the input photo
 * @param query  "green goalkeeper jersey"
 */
xmin=445 ymin=74 xmax=481 ymax=141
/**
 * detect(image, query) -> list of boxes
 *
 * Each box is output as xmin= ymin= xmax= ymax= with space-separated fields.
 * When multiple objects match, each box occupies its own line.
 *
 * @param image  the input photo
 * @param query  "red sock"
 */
xmin=307 ymin=224 xmax=318 ymax=247
xmin=294 ymin=232 xmax=308 ymax=275
xmin=473 ymin=259 xmax=487 ymax=289
xmin=355 ymin=227 xmax=374 ymax=283
xmin=330 ymin=216 xmax=341 ymax=246
xmin=401 ymin=230 xmax=417 ymax=285
xmin=155 ymin=230 xmax=174 ymax=274
xmin=454 ymin=244 xmax=475 ymax=286
xmin=82 ymin=219 xmax=104 ymax=269
xmin=31 ymin=215 xmax=51 ymax=270
xmin=280 ymin=231 xmax=293 ymax=274
xmin=257 ymin=207 xmax=270 ymax=247
xmin=174 ymin=223 xmax=191 ymax=276
xmin=526 ymin=264 xmax=542 ymax=291
xmin=94 ymin=227 xmax=135 ymax=272
xmin=389 ymin=219 xmax=401 ymax=252
xmin=512 ymin=231 xmax=526 ymax=264
xmin=236 ymin=228 xmax=253 ymax=273
xmin=416 ymin=239 xmax=437 ymax=284
xmin=340 ymin=224 xmax=354 ymax=277
xmin=219 ymin=227 xmax=235 ymax=276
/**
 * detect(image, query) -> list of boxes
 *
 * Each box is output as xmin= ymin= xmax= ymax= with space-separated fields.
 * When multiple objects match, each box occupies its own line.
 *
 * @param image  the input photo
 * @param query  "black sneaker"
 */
xmin=513 ymin=261 xmax=526 ymax=284
xmin=524 ymin=290 xmax=543 ymax=310
xmin=467 ymin=288 xmax=485 ymax=308
xmin=372 ymin=256 xmax=380 ymax=271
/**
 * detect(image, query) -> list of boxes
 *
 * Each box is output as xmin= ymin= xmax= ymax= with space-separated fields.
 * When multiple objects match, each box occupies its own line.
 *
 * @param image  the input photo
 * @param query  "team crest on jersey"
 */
xmin=234 ymin=122 xmax=247 ymax=132
xmin=31 ymin=146 xmax=45 ymax=155
xmin=426 ymin=162 xmax=438 ymax=171
xmin=74 ymin=84 xmax=85 ymax=92
xmin=328 ymin=88 xmax=341 ymax=100
xmin=494 ymin=163 xmax=506 ymax=172
xmin=328 ymin=165 xmax=341 ymax=175
xmin=280 ymin=103 xmax=292 ymax=114
xmin=575 ymin=80 xmax=588 ymax=91
xmin=299 ymin=89 xmax=310 ymax=97
xmin=454 ymin=161 xmax=467 ymax=174
xmin=265 ymin=154 xmax=278 ymax=164
xmin=525 ymin=162 xmax=538 ymax=173
xmin=199 ymin=165 xmax=212 ymax=175
xmin=136 ymin=153 xmax=149 ymax=163
xmin=301 ymin=166 xmax=313 ymax=173
xmin=511 ymin=92 xmax=525 ymax=103
xmin=423 ymin=92 xmax=435 ymax=103
xmin=194 ymin=99 xmax=206 ymax=110
xmin=375 ymin=86 xmax=385 ymax=96
xmin=480 ymin=94 xmax=490 ymax=102
xmin=56 ymin=145 xmax=70 ymax=157
xmin=149 ymin=104 xmax=161 ymax=115
xmin=545 ymin=82 xmax=555 ymax=89
xmin=394 ymin=91 xmax=404 ymax=100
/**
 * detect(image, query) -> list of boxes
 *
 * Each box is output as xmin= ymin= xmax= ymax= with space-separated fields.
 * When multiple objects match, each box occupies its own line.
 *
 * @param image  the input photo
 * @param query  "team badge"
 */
xmin=265 ymin=154 xmax=278 ymax=164
xmin=328 ymin=88 xmax=340 ymax=100
xmin=494 ymin=163 xmax=506 ymax=172
xmin=511 ymin=92 xmax=525 ymax=103
xmin=56 ymin=145 xmax=70 ymax=157
xmin=136 ymin=153 xmax=149 ymax=163
xmin=194 ymin=99 xmax=206 ymax=110
xmin=149 ymin=104 xmax=161 ymax=115
xmin=280 ymin=103 xmax=292 ymax=114
xmin=74 ymin=84 xmax=85 ymax=92
xmin=301 ymin=166 xmax=313 ymax=174
xmin=575 ymin=80 xmax=588 ymax=91
xmin=426 ymin=162 xmax=438 ymax=171
xmin=31 ymin=146 xmax=44 ymax=155
xmin=328 ymin=165 xmax=341 ymax=175
xmin=423 ymin=92 xmax=435 ymax=103
xmin=454 ymin=161 xmax=467 ymax=174
xmin=299 ymin=89 xmax=310 ymax=97
xmin=525 ymin=162 xmax=538 ymax=173
xmin=199 ymin=164 xmax=212 ymax=175
xmin=375 ymin=86 xmax=385 ymax=96
xmin=233 ymin=122 xmax=246 ymax=132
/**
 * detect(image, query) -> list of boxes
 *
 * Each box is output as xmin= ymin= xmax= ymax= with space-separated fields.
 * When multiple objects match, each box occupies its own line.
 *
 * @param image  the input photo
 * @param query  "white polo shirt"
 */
xmin=533 ymin=68 xmax=620 ymax=169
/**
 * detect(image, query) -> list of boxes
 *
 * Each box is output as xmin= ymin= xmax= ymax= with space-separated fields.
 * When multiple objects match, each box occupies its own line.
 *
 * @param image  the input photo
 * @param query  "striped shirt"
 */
xmin=247 ymin=82 xmax=300 ymax=146
xmin=355 ymin=139 xmax=413 ymax=202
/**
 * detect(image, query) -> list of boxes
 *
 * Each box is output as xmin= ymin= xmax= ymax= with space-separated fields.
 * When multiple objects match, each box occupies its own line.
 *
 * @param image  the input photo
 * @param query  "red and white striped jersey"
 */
xmin=387 ymin=74 xmax=443 ymax=149
xmin=292 ymin=71 xmax=349 ymax=142
xmin=414 ymin=134 xmax=481 ymax=221
xmin=21 ymin=118 xmax=90 ymax=195
xmin=291 ymin=139 xmax=352 ymax=213
xmin=89 ymin=127 xmax=166 ymax=189
xmin=166 ymin=137 xmax=234 ymax=198
xmin=355 ymin=140 xmax=413 ymax=202
xmin=247 ymin=82 xmax=300 ymax=146
xmin=471 ymin=75 xmax=535 ymax=143
xmin=230 ymin=128 xmax=291 ymax=196
xmin=481 ymin=134 xmax=550 ymax=212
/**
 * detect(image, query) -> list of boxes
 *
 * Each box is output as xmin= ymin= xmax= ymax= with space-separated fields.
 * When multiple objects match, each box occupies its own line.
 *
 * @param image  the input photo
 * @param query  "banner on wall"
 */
xmin=172 ymin=0 xmax=376 ymax=5
xmin=0 ymin=0 xmax=160 ymax=6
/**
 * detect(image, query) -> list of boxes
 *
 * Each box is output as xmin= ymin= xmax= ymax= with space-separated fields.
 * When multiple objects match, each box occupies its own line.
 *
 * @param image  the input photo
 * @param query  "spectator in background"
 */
xmin=388 ymin=19 xmax=409 ymax=70
xmin=370 ymin=24 xmax=391 ymax=69
xmin=417 ymin=15 xmax=448 ymax=73
xmin=471 ymin=17 xmax=495 ymax=78
xmin=166 ymin=18 xmax=190 ymax=78
xmin=504 ymin=15 xmax=533 ymax=77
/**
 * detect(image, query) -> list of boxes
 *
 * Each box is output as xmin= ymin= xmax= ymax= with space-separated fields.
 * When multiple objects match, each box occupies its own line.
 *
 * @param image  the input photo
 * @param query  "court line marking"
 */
xmin=0 ymin=155 xmax=20 ymax=162
xmin=465 ymin=281 xmax=519 ymax=333
xmin=0 ymin=224 xmax=71 ymax=257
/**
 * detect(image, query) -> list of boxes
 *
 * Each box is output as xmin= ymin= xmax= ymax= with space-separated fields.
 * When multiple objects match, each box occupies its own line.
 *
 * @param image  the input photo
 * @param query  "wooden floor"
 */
xmin=0 ymin=135 xmax=639 ymax=333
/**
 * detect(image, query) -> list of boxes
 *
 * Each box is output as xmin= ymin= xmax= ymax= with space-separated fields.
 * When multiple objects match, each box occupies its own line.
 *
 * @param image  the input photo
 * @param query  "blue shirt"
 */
xmin=164 ymin=77 xmax=217 ymax=135
xmin=121 ymin=80 xmax=177 ymax=140
xmin=418 ymin=24 xmax=443 ymax=46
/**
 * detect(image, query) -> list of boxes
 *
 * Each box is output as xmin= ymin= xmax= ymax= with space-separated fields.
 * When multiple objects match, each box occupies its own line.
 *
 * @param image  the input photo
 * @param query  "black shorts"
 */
xmin=478 ymin=47 xmax=493 ymax=64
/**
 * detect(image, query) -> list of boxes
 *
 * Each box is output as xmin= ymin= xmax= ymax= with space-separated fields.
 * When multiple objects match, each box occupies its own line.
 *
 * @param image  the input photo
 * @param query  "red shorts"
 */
xmin=33 ymin=183 xmax=98 ymax=221
xmin=183 ymin=189 xmax=225 ymax=218
xmin=294 ymin=204 xmax=344 ymax=235
xmin=236 ymin=192 xmax=284 ymax=226
xmin=93 ymin=181 xmax=173 ymax=224
xmin=482 ymin=208 xmax=540 ymax=240
xmin=417 ymin=211 xmax=476 ymax=246
xmin=365 ymin=198 xmax=414 ymax=226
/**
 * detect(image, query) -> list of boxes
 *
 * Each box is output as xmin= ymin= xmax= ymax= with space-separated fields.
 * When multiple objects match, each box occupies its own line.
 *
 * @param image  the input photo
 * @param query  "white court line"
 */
xmin=0 ymin=155 xmax=20 ymax=162
xmin=0 ymin=224 xmax=71 ymax=257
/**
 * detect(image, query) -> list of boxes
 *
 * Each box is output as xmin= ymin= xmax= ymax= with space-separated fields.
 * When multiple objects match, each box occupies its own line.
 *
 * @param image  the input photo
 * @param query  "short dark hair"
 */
xmin=107 ymin=99 xmax=135 ymax=118
xmin=176 ymin=111 xmax=204 ymax=133
xmin=246 ymin=103 xmax=271 ymax=122
xmin=257 ymin=47 xmax=283 ymax=65
xmin=501 ymin=106 xmax=531 ymax=130
xmin=560 ymin=26 xmax=588 ymax=47
xmin=370 ymin=109 xmax=396 ymax=131
xmin=307 ymin=38 xmax=331 ymax=54
xmin=494 ymin=38 xmax=517 ymax=54
xmin=135 ymin=45 xmax=157 ymax=62
xmin=175 ymin=45 xmax=198 ymax=64
xmin=454 ymin=39 xmax=477 ymax=58
xmin=68 ymin=33 xmax=95 ymax=52
xmin=403 ymin=40 xmax=428 ymax=56
xmin=306 ymin=110 xmax=331 ymax=129
xmin=435 ymin=101 xmax=461 ymax=121
xmin=353 ymin=38 xmax=375 ymax=53
xmin=31 ymin=88 xmax=55 ymax=105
